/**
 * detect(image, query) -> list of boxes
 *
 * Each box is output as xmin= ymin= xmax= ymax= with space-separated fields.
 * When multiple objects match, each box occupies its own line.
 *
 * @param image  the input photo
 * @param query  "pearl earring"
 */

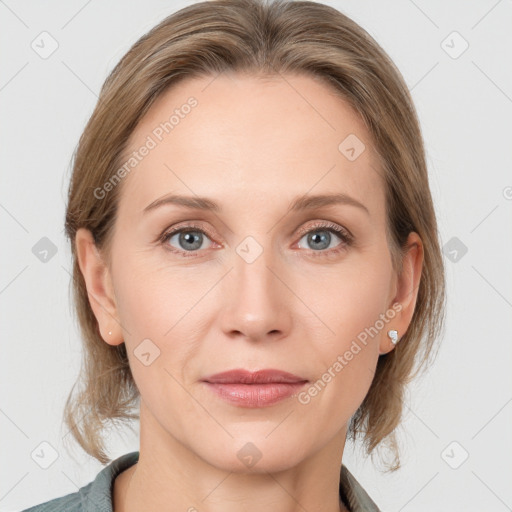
xmin=387 ymin=329 xmax=399 ymax=345
xmin=108 ymin=331 xmax=112 ymax=335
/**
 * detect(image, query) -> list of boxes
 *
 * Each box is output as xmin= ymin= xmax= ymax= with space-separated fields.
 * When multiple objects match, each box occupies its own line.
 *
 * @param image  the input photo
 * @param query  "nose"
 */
xmin=218 ymin=244 xmax=293 ymax=343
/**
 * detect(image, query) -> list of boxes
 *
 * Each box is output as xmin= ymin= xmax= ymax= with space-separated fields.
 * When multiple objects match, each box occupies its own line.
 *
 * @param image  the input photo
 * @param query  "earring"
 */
xmin=108 ymin=331 xmax=112 ymax=335
xmin=387 ymin=329 xmax=399 ymax=345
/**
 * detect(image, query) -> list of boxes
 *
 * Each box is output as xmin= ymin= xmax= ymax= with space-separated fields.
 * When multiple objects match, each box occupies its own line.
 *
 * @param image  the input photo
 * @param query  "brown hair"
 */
xmin=63 ymin=0 xmax=446 ymax=471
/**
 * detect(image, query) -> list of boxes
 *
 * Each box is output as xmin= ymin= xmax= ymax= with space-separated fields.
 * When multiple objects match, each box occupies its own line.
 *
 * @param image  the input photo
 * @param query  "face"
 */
xmin=78 ymin=72 xmax=420 ymax=473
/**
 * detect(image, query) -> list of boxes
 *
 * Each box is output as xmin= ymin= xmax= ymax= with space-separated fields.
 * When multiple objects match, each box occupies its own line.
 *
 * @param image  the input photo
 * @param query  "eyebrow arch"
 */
xmin=290 ymin=193 xmax=369 ymax=215
xmin=143 ymin=192 xmax=369 ymax=215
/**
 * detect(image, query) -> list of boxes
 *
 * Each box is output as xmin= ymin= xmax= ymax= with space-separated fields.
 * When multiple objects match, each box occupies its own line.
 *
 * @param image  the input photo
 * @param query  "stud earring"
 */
xmin=108 ymin=331 xmax=112 ymax=335
xmin=387 ymin=329 xmax=399 ymax=345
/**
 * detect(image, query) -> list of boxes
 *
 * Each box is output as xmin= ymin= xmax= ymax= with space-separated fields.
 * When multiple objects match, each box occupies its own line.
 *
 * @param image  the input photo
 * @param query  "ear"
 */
xmin=379 ymin=231 xmax=423 ymax=355
xmin=75 ymin=228 xmax=123 ymax=346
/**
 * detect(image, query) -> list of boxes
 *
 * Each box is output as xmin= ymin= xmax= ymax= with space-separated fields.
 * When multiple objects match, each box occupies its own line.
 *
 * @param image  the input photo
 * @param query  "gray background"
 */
xmin=1 ymin=1 xmax=511 ymax=511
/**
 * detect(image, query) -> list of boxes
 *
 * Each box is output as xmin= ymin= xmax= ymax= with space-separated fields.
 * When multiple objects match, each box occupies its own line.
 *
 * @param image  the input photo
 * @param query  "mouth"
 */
xmin=201 ymin=369 xmax=309 ymax=408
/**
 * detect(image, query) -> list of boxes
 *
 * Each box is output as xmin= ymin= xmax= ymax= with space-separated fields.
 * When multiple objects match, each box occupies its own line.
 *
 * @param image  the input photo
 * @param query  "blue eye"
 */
xmin=295 ymin=220 xmax=353 ymax=253
xmin=298 ymin=228 xmax=344 ymax=251
xmin=162 ymin=228 xmax=214 ymax=254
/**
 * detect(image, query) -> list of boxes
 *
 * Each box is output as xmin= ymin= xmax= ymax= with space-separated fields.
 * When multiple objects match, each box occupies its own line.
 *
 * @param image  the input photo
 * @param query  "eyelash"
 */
xmin=159 ymin=221 xmax=354 ymax=258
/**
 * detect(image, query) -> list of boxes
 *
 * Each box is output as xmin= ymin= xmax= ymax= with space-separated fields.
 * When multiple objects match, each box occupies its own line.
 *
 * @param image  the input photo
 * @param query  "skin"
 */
xmin=76 ymin=72 xmax=423 ymax=512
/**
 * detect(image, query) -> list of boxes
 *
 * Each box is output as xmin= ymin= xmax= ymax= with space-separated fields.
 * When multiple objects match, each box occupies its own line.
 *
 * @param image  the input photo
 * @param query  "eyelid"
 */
xmin=160 ymin=221 xmax=218 ymax=242
xmin=158 ymin=221 xmax=221 ymax=253
xmin=295 ymin=220 xmax=353 ymax=242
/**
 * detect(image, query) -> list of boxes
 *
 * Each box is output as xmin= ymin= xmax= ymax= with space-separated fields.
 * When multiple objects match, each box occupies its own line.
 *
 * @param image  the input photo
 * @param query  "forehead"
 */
xmin=117 ymin=72 xmax=385 ymax=219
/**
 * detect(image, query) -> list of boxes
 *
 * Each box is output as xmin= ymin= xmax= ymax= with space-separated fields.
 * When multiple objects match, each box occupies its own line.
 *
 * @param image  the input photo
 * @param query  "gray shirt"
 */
xmin=21 ymin=451 xmax=381 ymax=512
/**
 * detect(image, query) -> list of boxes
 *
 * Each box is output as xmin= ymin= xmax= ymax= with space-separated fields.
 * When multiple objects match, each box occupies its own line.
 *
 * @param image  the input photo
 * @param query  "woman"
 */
xmin=23 ymin=0 xmax=445 ymax=510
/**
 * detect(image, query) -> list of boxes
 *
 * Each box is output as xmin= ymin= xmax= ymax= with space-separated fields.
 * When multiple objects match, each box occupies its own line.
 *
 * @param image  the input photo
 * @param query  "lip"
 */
xmin=201 ymin=369 xmax=308 ymax=408
xmin=202 ymin=369 xmax=307 ymax=384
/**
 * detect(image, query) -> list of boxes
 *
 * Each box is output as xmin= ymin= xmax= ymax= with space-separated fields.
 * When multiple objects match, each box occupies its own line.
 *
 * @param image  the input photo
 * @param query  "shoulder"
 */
xmin=20 ymin=482 xmax=93 ymax=512
xmin=20 ymin=452 xmax=140 ymax=512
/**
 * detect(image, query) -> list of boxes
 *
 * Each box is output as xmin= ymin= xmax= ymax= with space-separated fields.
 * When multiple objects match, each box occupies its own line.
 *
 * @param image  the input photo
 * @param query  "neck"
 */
xmin=114 ymin=402 xmax=350 ymax=512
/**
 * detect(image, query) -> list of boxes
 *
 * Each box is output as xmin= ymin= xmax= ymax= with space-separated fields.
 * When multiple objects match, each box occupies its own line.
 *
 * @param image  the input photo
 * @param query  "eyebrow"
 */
xmin=143 ymin=192 xmax=369 ymax=215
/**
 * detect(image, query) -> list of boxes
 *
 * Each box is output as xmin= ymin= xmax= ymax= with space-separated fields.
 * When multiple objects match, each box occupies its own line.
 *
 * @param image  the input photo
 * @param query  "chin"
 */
xmin=197 ymin=434 xmax=309 ymax=474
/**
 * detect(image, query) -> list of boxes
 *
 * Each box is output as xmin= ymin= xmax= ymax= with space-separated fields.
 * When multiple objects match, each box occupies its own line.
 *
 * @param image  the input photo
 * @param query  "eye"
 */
xmin=296 ymin=221 xmax=353 ymax=254
xmin=160 ymin=223 xmax=216 ymax=256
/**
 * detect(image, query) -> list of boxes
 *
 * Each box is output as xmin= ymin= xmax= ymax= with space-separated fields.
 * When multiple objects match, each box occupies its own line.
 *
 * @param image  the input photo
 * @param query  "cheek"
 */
xmin=296 ymin=253 xmax=391 ymax=408
xmin=111 ymin=252 xmax=208 ymax=381
xmin=297 ymin=272 xmax=386 ymax=431
xmin=299 ymin=256 xmax=392 ymax=347
xmin=111 ymin=262 xmax=198 ymax=414
xmin=112 ymin=246 xmax=203 ymax=334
